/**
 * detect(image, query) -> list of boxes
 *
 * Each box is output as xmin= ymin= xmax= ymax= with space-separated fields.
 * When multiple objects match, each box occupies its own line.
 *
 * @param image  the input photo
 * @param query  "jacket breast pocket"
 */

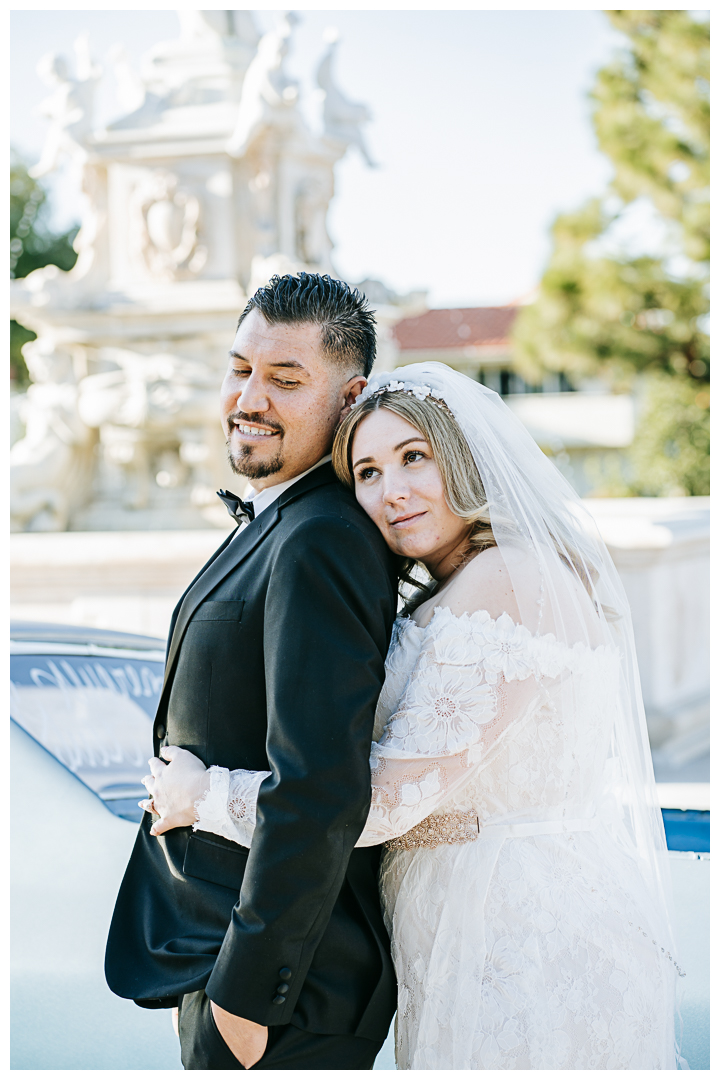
xmin=183 ymin=832 xmax=249 ymax=891
xmin=193 ymin=600 xmax=245 ymax=623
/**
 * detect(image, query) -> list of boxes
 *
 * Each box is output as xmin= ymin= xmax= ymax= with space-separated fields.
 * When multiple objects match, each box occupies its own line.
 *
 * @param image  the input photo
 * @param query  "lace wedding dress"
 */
xmin=195 ymin=603 xmax=680 ymax=1070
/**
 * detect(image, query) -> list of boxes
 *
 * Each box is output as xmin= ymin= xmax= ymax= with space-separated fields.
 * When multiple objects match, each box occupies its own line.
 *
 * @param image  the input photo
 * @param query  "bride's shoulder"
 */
xmin=440 ymin=544 xmax=538 ymax=623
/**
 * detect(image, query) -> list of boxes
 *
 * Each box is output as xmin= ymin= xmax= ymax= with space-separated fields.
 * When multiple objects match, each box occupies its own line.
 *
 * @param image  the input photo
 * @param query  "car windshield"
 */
xmin=10 ymin=651 xmax=164 ymax=821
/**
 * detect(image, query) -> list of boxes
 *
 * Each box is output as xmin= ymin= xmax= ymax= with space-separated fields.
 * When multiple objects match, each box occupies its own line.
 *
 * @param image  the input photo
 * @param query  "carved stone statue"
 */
xmin=128 ymin=9 xmax=258 ymax=116
xmin=77 ymin=349 xmax=220 ymax=513
xmin=294 ymin=175 xmax=333 ymax=267
xmin=10 ymin=339 xmax=94 ymax=532
xmin=316 ymin=30 xmax=376 ymax=167
xmin=227 ymin=13 xmax=301 ymax=157
xmin=29 ymin=36 xmax=101 ymax=179
xmin=107 ymin=43 xmax=146 ymax=114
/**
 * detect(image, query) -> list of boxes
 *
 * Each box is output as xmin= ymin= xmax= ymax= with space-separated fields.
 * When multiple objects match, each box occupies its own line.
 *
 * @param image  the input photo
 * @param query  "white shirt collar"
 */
xmin=244 ymin=454 xmax=332 ymax=520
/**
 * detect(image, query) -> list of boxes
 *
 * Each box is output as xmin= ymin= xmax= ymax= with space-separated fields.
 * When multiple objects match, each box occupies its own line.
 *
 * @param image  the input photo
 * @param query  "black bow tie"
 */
xmin=217 ymin=489 xmax=256 ymax=526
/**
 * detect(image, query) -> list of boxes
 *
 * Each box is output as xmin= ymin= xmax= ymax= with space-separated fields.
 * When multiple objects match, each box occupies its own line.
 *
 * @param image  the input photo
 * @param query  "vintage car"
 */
xmin=10 ymin=621 xmax=707 ymax=1069
xmin=10 ymin=621 xmax=183 ymax=1069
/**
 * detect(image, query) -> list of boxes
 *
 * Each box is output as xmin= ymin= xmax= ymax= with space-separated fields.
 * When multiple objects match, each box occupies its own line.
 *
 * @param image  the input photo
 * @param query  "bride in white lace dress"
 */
xmin=144 ymin=363 xmax=683 ymax=1069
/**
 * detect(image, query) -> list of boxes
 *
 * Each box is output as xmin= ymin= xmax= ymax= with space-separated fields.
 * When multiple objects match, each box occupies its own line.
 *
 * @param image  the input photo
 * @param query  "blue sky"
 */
xmin=11 ymin=9 xmax=624 ymax=307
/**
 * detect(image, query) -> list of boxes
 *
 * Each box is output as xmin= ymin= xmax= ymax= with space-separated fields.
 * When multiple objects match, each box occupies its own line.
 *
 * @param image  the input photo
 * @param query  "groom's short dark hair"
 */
xmin=238 ymin=272 xmax=377 ymax=377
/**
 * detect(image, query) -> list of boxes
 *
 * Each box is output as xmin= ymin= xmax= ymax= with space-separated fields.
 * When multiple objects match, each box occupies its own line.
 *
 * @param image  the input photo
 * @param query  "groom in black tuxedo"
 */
xmin=105 ymin=274 xmax=398 ymax=1070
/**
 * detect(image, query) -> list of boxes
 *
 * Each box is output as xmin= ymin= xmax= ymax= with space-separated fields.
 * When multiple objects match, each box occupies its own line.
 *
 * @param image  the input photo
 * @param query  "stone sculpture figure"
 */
xmin=29 ymin=36 xmax=101 ymax=179
xmin=147 ymin=10 xmax=258 ymax=99
xmin=226 ymin=13 xmax=301 ymax=157
xmin=294 ymin=175 xmax=333 ymax=268
xmin=77 ymin=348 xmax=220 ymax=512
xmin=108 ymin=43 xmax=146 ymax=114
xmin=10 ymin=339 xmax=94 ymax=532
xmin=316 ymin=31 xmax=376 ymax=167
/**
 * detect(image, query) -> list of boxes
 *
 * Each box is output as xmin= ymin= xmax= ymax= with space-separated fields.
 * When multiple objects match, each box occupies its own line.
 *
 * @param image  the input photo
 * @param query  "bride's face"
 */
xmin=351 ymin=408 xmax=470 ymax=572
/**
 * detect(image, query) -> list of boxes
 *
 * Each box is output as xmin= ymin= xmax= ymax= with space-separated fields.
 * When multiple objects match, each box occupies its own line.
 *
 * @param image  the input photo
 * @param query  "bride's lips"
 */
xmin=389 ymin=511 xmax=427 ymax=529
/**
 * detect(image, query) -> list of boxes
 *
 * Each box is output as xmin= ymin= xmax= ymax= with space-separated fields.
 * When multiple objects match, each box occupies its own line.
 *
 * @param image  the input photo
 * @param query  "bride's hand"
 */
xmin=140 ymin=746 xmax=211 ymax=836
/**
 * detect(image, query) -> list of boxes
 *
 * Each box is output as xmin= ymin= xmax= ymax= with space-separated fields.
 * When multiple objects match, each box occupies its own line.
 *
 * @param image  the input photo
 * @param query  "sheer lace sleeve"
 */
xmin=354 ymin=608 xmax=545 ymax=846
xmin=193 ymin=766 xmax=271 ymax=847
xmin=190 ymin=609 xmax=563 ymax=851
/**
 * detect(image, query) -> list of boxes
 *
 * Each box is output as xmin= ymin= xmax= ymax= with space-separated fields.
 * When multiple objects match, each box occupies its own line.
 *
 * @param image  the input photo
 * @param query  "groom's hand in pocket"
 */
xmin=210 ymin=1001 xmax=268 ymax=1068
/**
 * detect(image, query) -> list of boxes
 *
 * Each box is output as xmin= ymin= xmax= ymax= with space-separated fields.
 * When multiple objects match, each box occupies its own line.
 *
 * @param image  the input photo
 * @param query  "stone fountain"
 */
xmin=11 ymin=10 xmax=424 ymax=533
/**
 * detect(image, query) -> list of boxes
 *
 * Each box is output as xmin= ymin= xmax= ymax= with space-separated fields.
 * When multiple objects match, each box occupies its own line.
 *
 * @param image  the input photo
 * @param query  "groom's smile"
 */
xmin=228 ymin=411 xmax=284 ymax=446
xmin=232 ymin=420 xmax=280 ymax=438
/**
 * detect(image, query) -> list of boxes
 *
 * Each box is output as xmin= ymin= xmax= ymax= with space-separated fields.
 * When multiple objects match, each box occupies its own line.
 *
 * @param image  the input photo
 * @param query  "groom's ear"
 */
xmin=341 ymin=375 xmax=367 ymax=414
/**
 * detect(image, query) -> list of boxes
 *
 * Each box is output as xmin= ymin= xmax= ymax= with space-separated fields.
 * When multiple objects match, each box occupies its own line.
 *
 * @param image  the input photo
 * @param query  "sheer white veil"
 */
xmin=357 ymin=361 xmax=683 ymax=1015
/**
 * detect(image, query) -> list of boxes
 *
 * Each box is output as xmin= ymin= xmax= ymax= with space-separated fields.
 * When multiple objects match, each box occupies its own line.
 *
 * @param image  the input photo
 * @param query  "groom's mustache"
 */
xmin=227 ymin=411 xmax=285 ymax=438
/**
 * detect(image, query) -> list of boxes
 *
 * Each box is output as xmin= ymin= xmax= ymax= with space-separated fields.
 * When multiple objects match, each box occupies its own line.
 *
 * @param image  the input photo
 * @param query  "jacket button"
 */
xmin=272 ymin=995 xmax=286 ymax=1005
xmin=277 ymin=983 xmax=289 ymax=995
xmin=155 ymin=723 xmax=166 ymax=740
xmin=278 ymin=967 xmax=292 ymax=979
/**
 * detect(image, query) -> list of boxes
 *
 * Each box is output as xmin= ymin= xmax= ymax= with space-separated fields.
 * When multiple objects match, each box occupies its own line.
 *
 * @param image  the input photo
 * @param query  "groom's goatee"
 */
xmin=227 ymin=442 xmax=284 ymax=479
xmin=226 ymin=410 xmax=285 ymax=479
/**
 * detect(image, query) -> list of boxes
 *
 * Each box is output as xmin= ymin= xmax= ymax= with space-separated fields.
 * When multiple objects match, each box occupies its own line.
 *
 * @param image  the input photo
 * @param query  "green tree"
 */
xmin=512 ymin=10 xmax=709 ymax=496
xmin=10 ymin=150 xmax=79 ymax=387
xmin=628 ymin=372 xmax=709 ymax=496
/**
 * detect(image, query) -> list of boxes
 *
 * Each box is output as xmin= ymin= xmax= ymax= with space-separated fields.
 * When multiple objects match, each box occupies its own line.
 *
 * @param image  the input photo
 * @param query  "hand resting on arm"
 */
xmin=144 ymin=552 xmax=552 ymax=850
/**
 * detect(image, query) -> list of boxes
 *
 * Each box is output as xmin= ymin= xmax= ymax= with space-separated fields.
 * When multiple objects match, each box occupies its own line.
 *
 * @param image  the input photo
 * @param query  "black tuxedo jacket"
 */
xmin=104 ymin=463 xmax=399 ymax=1040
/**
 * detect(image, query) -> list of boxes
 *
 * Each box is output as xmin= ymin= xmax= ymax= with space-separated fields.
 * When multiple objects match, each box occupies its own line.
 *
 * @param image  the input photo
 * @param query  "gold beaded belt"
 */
xmin=384 ymin=810 xmax=479 ymax=850
xmin=384 ymin=813 xmax=596 ymax=851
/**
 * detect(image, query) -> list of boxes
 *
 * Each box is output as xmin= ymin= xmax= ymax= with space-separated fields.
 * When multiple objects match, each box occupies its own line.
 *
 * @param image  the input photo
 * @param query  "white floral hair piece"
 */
xmin=351 ymin=379 xmax=451 ymax=411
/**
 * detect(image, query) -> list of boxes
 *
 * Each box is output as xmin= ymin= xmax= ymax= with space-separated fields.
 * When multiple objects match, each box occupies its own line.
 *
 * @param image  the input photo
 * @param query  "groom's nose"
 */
xmin=237 ymin=370 xmax=271 ymax=415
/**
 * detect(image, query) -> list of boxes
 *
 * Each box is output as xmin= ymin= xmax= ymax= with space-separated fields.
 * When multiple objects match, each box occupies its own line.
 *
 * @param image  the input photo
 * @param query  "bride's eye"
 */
xmin=356 ymin=466 xmax=378 ymax=481
xmin=404 ymin=450 xmax=426 ymax=464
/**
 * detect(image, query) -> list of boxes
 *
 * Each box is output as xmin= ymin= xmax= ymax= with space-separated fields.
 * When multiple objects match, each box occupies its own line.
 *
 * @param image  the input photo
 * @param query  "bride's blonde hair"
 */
xmin=333 ymin=389 xmax=497 ymax=554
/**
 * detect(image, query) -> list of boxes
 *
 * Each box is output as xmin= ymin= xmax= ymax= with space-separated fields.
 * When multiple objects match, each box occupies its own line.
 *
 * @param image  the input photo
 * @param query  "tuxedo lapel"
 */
xmin=161 ymin=462 xmax=338 ymax=696
xmin=161 ymin=503 xmax=280 ymax=694
xmin=164 ymin=527 xmax=238 ymax=659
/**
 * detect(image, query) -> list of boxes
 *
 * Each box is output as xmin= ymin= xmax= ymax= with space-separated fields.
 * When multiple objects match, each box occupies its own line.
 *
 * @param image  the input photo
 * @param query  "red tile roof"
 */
xmin=393 ymin=306 xmax=518 ymax=352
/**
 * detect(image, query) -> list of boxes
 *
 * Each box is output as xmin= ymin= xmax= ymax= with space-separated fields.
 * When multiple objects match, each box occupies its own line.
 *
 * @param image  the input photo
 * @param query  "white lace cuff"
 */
xmin=193 ymin=766 xmax=238 ymax=843
xmin=193 ymin=765 xmax=271 ymax=848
